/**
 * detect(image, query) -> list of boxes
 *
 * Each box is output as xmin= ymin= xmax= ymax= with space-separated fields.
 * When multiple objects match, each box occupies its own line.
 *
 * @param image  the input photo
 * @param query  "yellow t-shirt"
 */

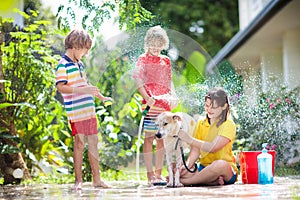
xmin=194 ymin=117 xmax=238 ymax=176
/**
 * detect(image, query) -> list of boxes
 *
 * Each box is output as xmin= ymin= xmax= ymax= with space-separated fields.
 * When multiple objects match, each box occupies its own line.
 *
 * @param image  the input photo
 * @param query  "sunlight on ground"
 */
xmin=104 ymin=165 xmax=169 ymax=182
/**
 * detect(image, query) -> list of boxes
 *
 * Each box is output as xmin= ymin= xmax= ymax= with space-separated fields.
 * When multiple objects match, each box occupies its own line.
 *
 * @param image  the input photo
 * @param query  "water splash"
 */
xmin=85 ymin=25 xmax=300 ymax=178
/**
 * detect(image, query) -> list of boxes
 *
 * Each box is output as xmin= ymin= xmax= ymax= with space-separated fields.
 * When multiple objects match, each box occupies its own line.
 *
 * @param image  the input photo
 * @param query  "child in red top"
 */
xmin=133 ymin=26 xmax=178 ymax=185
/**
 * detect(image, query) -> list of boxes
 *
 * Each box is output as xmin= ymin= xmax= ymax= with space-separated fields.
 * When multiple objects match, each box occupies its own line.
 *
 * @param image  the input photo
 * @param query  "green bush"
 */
xmin=233 ymin=81 xmax=300 ymax=166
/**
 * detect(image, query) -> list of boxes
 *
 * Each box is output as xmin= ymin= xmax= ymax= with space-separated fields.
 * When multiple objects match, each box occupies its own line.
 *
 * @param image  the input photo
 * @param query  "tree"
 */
xmin=0 ymin=9 xmax=65 ymax=184
xmin=56 ymin=0 xmax=153 ymax=35
xmin=0 ymin=0 xmax=156 ymax=184
xmin=139 ymin=0 xmax=239 ymax=57
xmin=0 ymin=19 xmax=32 ymax=184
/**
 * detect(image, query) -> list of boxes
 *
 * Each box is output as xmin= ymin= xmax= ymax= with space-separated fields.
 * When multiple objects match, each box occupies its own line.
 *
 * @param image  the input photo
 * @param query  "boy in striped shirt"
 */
xmin=56 ymin=29 xmax=112 ymax=190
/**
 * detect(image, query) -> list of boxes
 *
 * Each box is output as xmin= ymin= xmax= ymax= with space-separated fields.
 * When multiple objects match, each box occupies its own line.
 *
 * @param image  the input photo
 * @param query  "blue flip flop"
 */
xmin=153 ymin=181 xmax=167 ymax=186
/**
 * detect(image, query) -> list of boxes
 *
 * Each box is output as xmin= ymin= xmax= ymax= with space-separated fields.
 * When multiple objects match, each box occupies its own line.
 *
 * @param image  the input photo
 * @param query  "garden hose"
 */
xmin=136 ymin=105 xmax=151 ymax=182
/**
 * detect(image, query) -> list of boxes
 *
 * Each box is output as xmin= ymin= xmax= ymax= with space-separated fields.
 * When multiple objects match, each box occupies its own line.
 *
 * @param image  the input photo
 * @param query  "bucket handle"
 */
xmin=239 ymin=151 xmax=248 ymax=183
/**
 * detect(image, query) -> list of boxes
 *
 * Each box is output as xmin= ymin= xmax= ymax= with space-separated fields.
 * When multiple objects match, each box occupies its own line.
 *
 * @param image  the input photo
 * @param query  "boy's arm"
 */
xmin=86 ymin=83 xmax=113 ymax=102
xmin=94 ymin=92 xmax=113 ymax=102
xmin=169 ymin=81 xmax=178 ymax=109
xmin=56 ymin=82 xmax=99 ymax=95
xmin=57 ymin=82 xmax=112 ymax=102
xmin=56 ymin=82 xmax=74 ymax=93
xmin=133 ymin=59 xmax=155 ymax=106
xmin=134 ymin=70 xmax=155 ymax=106
xmin=137 ymin=86 xmax=155 ymax=106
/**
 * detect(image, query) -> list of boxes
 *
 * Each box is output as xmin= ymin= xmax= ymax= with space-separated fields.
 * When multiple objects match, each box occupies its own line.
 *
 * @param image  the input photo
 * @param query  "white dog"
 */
xmin=155 ymin=111 xmax=196 ymax=187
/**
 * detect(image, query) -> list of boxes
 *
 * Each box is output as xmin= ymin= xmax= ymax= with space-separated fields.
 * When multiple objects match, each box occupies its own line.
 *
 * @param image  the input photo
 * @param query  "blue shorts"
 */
xmin=197 ymin=164 xmax=237 ymax=185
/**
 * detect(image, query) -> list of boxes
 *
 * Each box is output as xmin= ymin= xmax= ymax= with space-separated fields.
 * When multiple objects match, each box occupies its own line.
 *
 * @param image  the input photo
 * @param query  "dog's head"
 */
xmin=155 ymin=112 xmax=182 ymax=139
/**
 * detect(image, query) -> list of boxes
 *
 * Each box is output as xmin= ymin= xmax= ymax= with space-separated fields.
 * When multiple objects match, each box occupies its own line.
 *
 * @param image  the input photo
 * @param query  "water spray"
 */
xmin=136 ymin=105 xmax=150 ymax=182
xmin=151 ymin=94 xmax=178 ymax=102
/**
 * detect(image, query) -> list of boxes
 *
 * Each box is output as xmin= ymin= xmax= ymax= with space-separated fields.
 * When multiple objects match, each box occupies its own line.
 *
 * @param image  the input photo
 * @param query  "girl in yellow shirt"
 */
xmin=178 ymin=87 xmax=238 ymax=186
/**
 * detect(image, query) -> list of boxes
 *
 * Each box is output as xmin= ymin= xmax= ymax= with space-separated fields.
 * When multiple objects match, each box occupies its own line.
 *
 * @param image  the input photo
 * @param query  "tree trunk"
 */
xmin=0 ymin=23 xmax=5 ymax=98
xmin=0 ymin=25 xmax=32 ymax=184
xmin=0 ymin=153 xmax=32 ymax=184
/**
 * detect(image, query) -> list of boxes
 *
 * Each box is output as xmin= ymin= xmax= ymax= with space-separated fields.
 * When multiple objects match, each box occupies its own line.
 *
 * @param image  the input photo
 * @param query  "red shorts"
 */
xmin=70 ymin=118 xmax=98 ymax=136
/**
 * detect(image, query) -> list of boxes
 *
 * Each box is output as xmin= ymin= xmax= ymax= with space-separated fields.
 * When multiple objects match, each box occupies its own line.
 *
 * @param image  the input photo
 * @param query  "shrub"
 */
xmin=233 ymin=82 xmax=300 ymax=166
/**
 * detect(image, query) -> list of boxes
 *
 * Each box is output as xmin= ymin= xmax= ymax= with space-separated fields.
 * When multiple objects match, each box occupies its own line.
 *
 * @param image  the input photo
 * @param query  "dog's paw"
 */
xmin=174 ymin=182 xmax=184 ymax=187
xmin=167 ymin=181 xmax=174 ymax=187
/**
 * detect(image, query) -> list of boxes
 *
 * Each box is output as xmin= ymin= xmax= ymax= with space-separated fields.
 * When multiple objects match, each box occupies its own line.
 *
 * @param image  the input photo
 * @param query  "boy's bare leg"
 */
xmin=73 ymin=134 xmax=85 ymax=190
xmin=87 ymin=134 xmax=110 ymax=188
xmin=155 ymin=138 xmax=165 ymax=181
xmin=143 ymin=133 xmax=155 ymax=183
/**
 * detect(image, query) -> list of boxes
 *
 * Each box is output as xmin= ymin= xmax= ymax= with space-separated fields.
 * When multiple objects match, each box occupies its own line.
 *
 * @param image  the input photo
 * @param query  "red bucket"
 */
xmin=239 ymin=151 xmax=276 ymax=184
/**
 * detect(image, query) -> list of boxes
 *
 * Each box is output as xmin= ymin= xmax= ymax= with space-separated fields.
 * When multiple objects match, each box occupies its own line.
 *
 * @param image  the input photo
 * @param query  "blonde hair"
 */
xmin=144 ymin=26 xmax=169 ymax=52
xmin=65 ymin=29 xmax=92 ymax=50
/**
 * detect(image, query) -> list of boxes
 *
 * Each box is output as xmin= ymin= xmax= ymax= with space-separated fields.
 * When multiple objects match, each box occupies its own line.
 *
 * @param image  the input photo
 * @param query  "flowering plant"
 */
xmin=232 ymin=84 xmax=300 ymax=166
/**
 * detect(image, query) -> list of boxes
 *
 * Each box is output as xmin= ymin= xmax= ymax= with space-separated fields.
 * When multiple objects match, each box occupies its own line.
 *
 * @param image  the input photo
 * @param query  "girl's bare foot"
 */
xmin=147 ymin=176 xmax=156 ymax=186
xmin=155 ymin=174 xmax=166 ymax=183
xmin=165 ymin=175 xmax=169 ymax=183
xmin=72 ymin=182 xmax=82 ymax=191
xmin=153 ymin=174 xmax=167 ymax=186
xmin=147 ymin=171 xmax=156 ymax=186
xmin=218 ymin=176 xmax=225 ymax=185
xmin=93 ymin=180 xmax=111 ymax=188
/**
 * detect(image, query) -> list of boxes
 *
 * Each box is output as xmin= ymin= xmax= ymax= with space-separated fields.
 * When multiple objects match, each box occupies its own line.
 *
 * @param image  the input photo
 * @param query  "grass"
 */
xmin=275 ymin=166 xmax=300 ymax=177
xmin=100 ymin=163 xmax=169 ymax=182
xmin=21 ymin=172 xmax=74 ymax=185
xmin=290 ymin=185 xmax=300 ymax=200
xmin=15 ymin=165 xmax=168 ymax=185
xmin=1 ymin=164 xmax=297 ymax=185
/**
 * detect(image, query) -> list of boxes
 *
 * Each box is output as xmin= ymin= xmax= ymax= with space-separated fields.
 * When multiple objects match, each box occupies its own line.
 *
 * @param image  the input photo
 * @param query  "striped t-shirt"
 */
xmin=56 ymin=55 xmax=96 ymax=122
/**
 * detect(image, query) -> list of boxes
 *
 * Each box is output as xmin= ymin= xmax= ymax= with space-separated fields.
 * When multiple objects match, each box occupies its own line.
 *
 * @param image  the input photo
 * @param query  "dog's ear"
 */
xmin=173 ymin=115 xmax=182 ymax=121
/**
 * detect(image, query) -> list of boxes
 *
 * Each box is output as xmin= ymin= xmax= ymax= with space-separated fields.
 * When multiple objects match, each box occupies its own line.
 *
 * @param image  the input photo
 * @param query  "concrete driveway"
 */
xmin=0 ymin=176 xmax=299 ymax=199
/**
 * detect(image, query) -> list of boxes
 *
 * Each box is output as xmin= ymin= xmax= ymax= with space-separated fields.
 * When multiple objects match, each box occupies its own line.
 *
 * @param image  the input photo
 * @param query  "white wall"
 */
xmin=242 ymin=68 xmax=261 ymax=106
xmin=261 ymin=48 xmax=283 ymax=91
xmin=283 ymin=29 xmax=300 ymax=90
xmin=239 ymin=0 xmax=272 ymax=30
xmin=238 ymin=0 xmax=300 ymax=93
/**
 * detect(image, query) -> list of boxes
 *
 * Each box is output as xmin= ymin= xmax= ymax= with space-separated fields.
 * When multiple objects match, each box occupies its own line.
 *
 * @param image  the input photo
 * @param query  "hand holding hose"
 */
xmin=146 ymin=96 xmax=155 ymax=106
